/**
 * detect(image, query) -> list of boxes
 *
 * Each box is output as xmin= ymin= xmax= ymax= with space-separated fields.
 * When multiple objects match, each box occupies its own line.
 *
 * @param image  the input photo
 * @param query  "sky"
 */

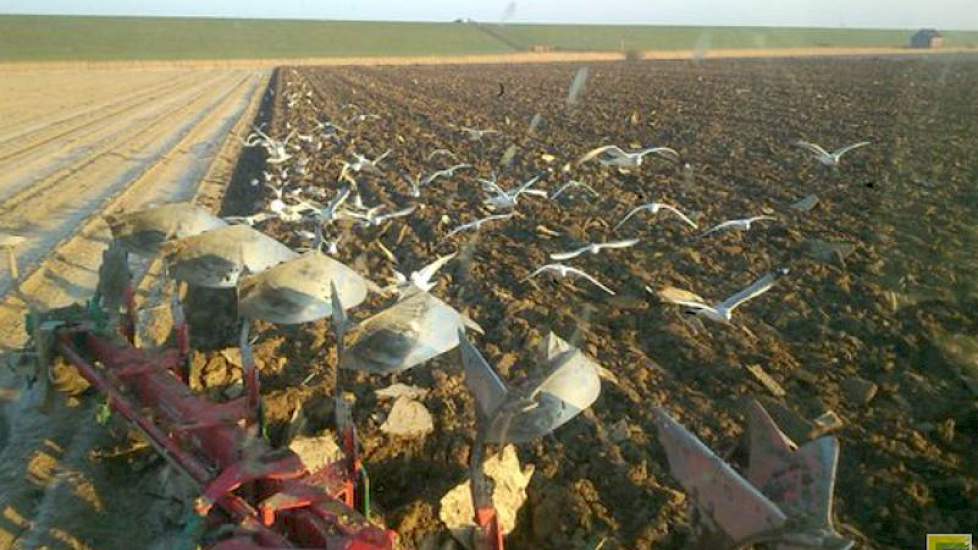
xmin=1 ymin=0 xmax=976 ymax=30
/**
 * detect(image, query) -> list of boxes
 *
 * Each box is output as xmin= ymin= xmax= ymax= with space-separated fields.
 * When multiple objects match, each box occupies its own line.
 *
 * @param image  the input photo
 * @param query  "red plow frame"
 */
xmin=44 ymin=317 xmax=396 ymax=550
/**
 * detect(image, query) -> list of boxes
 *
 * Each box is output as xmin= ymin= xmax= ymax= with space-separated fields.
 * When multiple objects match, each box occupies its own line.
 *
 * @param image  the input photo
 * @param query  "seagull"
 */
xmin=300 ymin=186 xmax=352 ymax=225
xmin=577 ymin=145 xmax=680 ymax=169
xmin=614 ymin=202 xmax=699 ymax=230
xmin=457 ymin=126 xmax=499 ymax=141
xmin=348 ymin=204 xmax=417 ymax=228
xmin=443 ymin=213 xmax=514 ymax=240
xmin=550 ymin=238 xmax=640 ymax=261
xmin=482 ymin=174 xmax=548 ymax=210
xmin=346 ymin=150 xmax=391 ymax=175
xmin=422 ymin=164 xmax=473 ymax=186
xmin=426 ymin=148 xmax=459 ymax=162
xmin=793 ymin=140 xmax=871 ymax=167
xmin=246 ymin=126 xmax=297 ymax=165
xmin=523 ymin=264 xmax=616 ymax=295
xmin=663 ymin=268 xmax=788 ymax=324
xmin=401 ymin=174 xmax=423 ymax=198
xmin=550 ymin=180 xmax=599 ymax=200
xmin=314 ymin=119 xmax=346 ymax=135
xmin=699 ymin=216 xmax=776 ymax=238
xmin=389 ymin=252 xmax=457 ymax=294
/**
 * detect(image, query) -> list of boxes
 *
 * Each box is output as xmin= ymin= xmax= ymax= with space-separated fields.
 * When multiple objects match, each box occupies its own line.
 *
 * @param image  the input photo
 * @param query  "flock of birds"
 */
xmin=217 ymin=84 xmax=871 ymax=330
xmin=92 ymin=69 xmax=877 ymax=548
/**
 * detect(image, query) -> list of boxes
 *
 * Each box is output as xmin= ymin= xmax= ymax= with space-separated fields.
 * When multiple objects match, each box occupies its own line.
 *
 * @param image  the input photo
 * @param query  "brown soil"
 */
xmin=190 ymin=56 xmax=978 ymax=549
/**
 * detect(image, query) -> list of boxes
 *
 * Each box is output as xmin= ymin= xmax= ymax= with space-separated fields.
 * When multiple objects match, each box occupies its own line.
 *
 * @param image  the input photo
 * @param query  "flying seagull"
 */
xmin=577 ymin=145 xmax=680 ymax=169
xmin=793 ymin=140 xmax=871 ymax=168
xmin=550 ymin=238 xmax=640 ymax=261
xmin=663 ymin=268 xmax=789 ymax=324
xmin=347 ymin=204 xmax=417 ymax=228
xmin=615 ymin=202 xmax=699 ymax=230
xmin=389 ymin=252 xmax=457 ymax=294
xmin=699 ymin=216 xmax=776 ymax=238
xmin=426 ymin=148 xmax=459 ymax=162
xmin=523 ymin=263 xmax=616 ymax=295
xmin=482 ymin=173 xmax=548 ymax=210
xmin=443 ymin=213 xmax=514 ymax=240
xmin=300 ymin=186 xmax=352 ymax=225
xmin=550 ymin=180 xmax=599 ymax=200
xmin=422 ymin=164 xmax=473 ymax=186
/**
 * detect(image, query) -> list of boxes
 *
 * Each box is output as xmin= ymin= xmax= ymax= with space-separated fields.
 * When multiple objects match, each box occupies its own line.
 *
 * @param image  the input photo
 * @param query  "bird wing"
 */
xmin=577 ymin=145 xmax=625 ymax=165
xmin=514 ymin=175 xmax=543 ymax=196
xmin=447 ymin=163 xmax=472 ymax=174
xmin=597 ymin=238 xmax=640 ymax=251
xmin=720 ymin=272 xmax=778 ymax=312
xmin=549 ymin=246 xmax=589 ymax=261
xmin=832 ymin=141 xmax=871 ymax=158
xmin=479 ymin=177 xmax=506 ymax=197
xmin=373 ymin=149 xmax=392 ymax=164
xmin=566 ymin=267 xmax=616 ymax=295
xmin=378 ymin=205 xmax=417 ymax=222
xmin=670 ymin=299 xmax=714 ymax=311
xmin=660 ymin=204 xmax=699 ymax=228
xmin=699 ymin=220 xmax=738 ymax=237
xmin=794 ymin=140 xmax=830 ymax=158
xmin=523 ymin=265 xmax=556 ymax=281
xmin=327 ymin=187 xmax=352 ymax=213
xmin=550 ymin=182 xmax=573 ymax=199
xmin=579 ymin=182 xmax=600 ymax=196
xmin=639 ymin=147 xmax=681 ymax=162
xmin=415 ymin=252 xmax=457 ymax=284
xmin=614 ymin=204 xmax=654 ymax=230
xmin=421 ymin=170 xmax=447 ymax=186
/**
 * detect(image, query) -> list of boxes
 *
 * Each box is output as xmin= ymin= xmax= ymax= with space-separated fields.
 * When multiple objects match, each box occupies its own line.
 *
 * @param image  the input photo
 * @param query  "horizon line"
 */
xmin=0 ymin=12 xmax=974 ymax=32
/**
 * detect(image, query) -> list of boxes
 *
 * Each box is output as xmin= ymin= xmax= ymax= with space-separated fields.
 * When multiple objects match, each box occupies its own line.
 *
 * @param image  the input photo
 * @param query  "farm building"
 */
xmin=910 ymin=29 xmax=944 ymax=49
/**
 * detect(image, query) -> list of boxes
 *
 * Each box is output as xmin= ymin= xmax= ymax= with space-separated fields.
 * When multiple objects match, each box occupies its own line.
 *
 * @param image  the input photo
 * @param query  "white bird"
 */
xmin=314 ymin=119 xmax=345 ymax=135
xmin=577 ymin=145 xmax=680 ymax=169
xmin=346 ymin=150 xmax=391 ymax=175
xmin=550 ymin=238 xmax=640 ymax=261
xmin=457 ymin=126 xmax=499 ymax=141
xmin=664 ymin=268 xmax=789 ymax=324
xmin=426 ymin=148 xmax=459 ymax=162
xmin=348 ymin=204 xmax=417 ymax=227
xmin=615 ymin=202 xmax=698 ymax=230
xmin=793 ymin=140 xmax=871 ymax=167
xmin=699 ymin=216 xmax=776 ymax=238
xmin=246 ymin=126 xmax=297 ymax=165
xmin=482 ymin=174 xmax=547 ymax=210
xmin=389 ymin=252 xmax=457 ymax=294
xmin=523 ymin=264 xmax=616 ymax=295
xmin=550 ymin=180 xmax=599 ymax=200
xmin=443 ymin=213 xmax=514 ymax=240
xmin=300 ymin=186 xmax=352 ymax=225
xmin=401 ymin=174 xmax=423 ymax=198
xmin=422 ymin=164 xmax=473 ymax=186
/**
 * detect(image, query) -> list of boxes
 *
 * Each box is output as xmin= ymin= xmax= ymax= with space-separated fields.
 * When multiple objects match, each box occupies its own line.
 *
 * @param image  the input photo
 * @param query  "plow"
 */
xmin=13 ymin=190 xmax=855 ymax=549
xmin=28 ymin=294 xmax=396 ymax=549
